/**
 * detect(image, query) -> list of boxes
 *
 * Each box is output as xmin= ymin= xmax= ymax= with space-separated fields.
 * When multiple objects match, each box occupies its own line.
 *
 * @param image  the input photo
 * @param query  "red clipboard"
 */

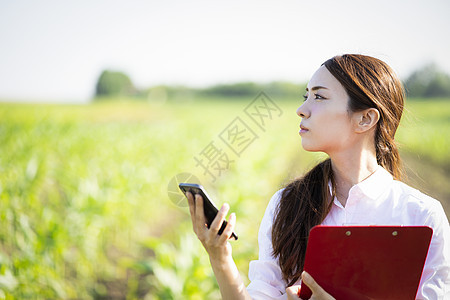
xmin=299 ymin=226 xmax=432 ymax=300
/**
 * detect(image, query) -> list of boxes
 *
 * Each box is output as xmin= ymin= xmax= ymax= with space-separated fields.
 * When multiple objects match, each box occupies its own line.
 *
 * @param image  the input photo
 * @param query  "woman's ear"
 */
xmin=354 ymin=108 xmax=380 ymax=133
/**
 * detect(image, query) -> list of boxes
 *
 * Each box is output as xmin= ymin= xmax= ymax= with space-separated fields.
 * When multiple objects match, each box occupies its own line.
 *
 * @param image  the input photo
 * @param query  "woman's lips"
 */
xmin=299 ymin=124 xmax=309 ymax=135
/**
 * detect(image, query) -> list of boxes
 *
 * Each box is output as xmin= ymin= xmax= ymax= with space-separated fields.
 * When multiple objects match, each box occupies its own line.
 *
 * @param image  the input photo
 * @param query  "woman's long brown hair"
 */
xmin=272 ymin=54 xmax=405 ymax=286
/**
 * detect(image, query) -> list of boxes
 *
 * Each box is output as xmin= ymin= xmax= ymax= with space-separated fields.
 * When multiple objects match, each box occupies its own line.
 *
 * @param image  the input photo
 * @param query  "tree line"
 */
xmin=94 ymin=63 xmax=450 ymax=101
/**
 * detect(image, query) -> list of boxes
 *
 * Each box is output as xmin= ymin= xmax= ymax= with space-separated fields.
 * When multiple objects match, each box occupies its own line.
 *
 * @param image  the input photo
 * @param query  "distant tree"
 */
xmin=141 ymin=85 xmax=196 ymax=101
xmin=404 ymin=63 xmax=450 ymax=98
xmin=263 ymin=81 xmax=305 ymax=99
xmin=199 ymin=82 xmax=260 ymax=97
xmin=197 ymin=81 xmax=304 ymax=99
xmin=95 ymin=70 xmax=136 ymax=98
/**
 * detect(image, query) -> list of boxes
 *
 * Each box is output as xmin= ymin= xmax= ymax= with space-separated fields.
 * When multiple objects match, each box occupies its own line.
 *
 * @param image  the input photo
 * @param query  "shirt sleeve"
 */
xmin=247 ymin=189 xmax=288 ymax=300
xmin=416 ymin=199 xmax=450 ymax=300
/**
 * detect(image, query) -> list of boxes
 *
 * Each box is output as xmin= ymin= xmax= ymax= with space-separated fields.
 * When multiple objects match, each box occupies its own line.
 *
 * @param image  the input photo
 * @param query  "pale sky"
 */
xmin=0 ymin=0 xmax=449 ymax=103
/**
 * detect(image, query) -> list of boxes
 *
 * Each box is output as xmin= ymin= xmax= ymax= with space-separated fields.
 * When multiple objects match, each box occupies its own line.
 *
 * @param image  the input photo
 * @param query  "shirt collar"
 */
xmin=350 ymin=166 xmax=393 ymax=200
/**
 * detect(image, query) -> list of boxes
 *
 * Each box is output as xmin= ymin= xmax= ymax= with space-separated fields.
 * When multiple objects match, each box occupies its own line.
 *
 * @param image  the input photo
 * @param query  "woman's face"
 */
xmin=297 ymin=65 xmax=358 ymax=154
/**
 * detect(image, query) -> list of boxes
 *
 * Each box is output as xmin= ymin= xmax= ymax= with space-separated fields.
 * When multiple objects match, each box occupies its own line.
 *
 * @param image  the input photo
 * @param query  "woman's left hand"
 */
xmin=286 ymin=271 xmax=335 ymax=300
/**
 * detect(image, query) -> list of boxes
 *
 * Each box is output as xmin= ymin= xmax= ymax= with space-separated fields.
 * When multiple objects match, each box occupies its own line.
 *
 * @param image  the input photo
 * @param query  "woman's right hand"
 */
xmin=186 ymin=191 xmax=236 ymax=262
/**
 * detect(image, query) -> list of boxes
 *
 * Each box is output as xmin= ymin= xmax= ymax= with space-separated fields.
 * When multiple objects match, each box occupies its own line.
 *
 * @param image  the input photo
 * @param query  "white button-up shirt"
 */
xmin=247 ymin=166 xmax=450 ymax=299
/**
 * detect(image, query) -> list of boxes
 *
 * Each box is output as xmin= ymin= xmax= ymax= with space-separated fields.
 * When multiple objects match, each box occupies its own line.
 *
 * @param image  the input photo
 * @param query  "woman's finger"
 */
xmin=286 ymin=285 xmax=300 ymax=299
xmin=194 ymin=194 xmax=207 ymax=233
xmin=186 ymin=191 xmax=202 ymax=236
xmin=208 ymin=203 xmax=229 ymax=239
xmin=186 ymin=192 xmax=196 ymax=222
xmin=218 ymin=212 xmax=236 ymax=243
xmin=301 ymin=271 xmax=335 ymax=300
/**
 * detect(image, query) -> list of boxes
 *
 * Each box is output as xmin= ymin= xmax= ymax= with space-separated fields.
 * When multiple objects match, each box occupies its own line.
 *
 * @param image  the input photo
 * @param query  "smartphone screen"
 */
xmin=179 ymin=183 xmax=238 ymax=240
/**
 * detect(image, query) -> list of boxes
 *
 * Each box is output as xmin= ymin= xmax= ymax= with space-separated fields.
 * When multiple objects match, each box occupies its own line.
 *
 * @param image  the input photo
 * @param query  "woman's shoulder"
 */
xmin=263 ymin=188 xmax=284 ymax=216
xmin=269 ymin=188 xmax=284 ymax=204
xmin=392 ymin=180 xmax=439 ymax=203
xmin=391 ymin=180 xmax=447 ymax=221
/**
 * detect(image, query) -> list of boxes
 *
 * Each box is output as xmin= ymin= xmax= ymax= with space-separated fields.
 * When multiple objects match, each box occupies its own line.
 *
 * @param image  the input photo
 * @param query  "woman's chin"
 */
xmin=301 ymin=141 xmax=318 ymax=152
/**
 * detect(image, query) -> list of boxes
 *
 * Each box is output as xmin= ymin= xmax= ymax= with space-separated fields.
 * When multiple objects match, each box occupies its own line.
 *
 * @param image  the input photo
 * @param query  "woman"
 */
xmin=186 ymin=54 xmax=450 ymax=299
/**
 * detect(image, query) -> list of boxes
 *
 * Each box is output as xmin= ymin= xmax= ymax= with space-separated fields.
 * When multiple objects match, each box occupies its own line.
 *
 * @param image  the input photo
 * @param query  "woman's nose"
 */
xmin=297 ymin=102 xmax=309 ymax=118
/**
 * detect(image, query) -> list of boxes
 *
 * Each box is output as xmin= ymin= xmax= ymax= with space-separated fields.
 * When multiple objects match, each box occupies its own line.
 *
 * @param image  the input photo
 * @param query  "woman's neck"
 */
xmin=330 ymin=148 xmax=378 ymax=207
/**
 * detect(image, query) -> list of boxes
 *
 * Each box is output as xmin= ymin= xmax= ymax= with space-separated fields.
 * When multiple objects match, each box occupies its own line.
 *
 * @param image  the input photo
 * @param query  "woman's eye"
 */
xmin=303 ymin=93 xmax=326 ymax=102
xmin=314 ymin=93 xmax=325 ymax=100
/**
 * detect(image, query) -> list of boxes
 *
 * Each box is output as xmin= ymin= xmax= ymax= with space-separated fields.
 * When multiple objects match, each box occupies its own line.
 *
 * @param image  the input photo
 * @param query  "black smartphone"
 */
xmin=179 ymin=183 xmax=238 ymax=240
